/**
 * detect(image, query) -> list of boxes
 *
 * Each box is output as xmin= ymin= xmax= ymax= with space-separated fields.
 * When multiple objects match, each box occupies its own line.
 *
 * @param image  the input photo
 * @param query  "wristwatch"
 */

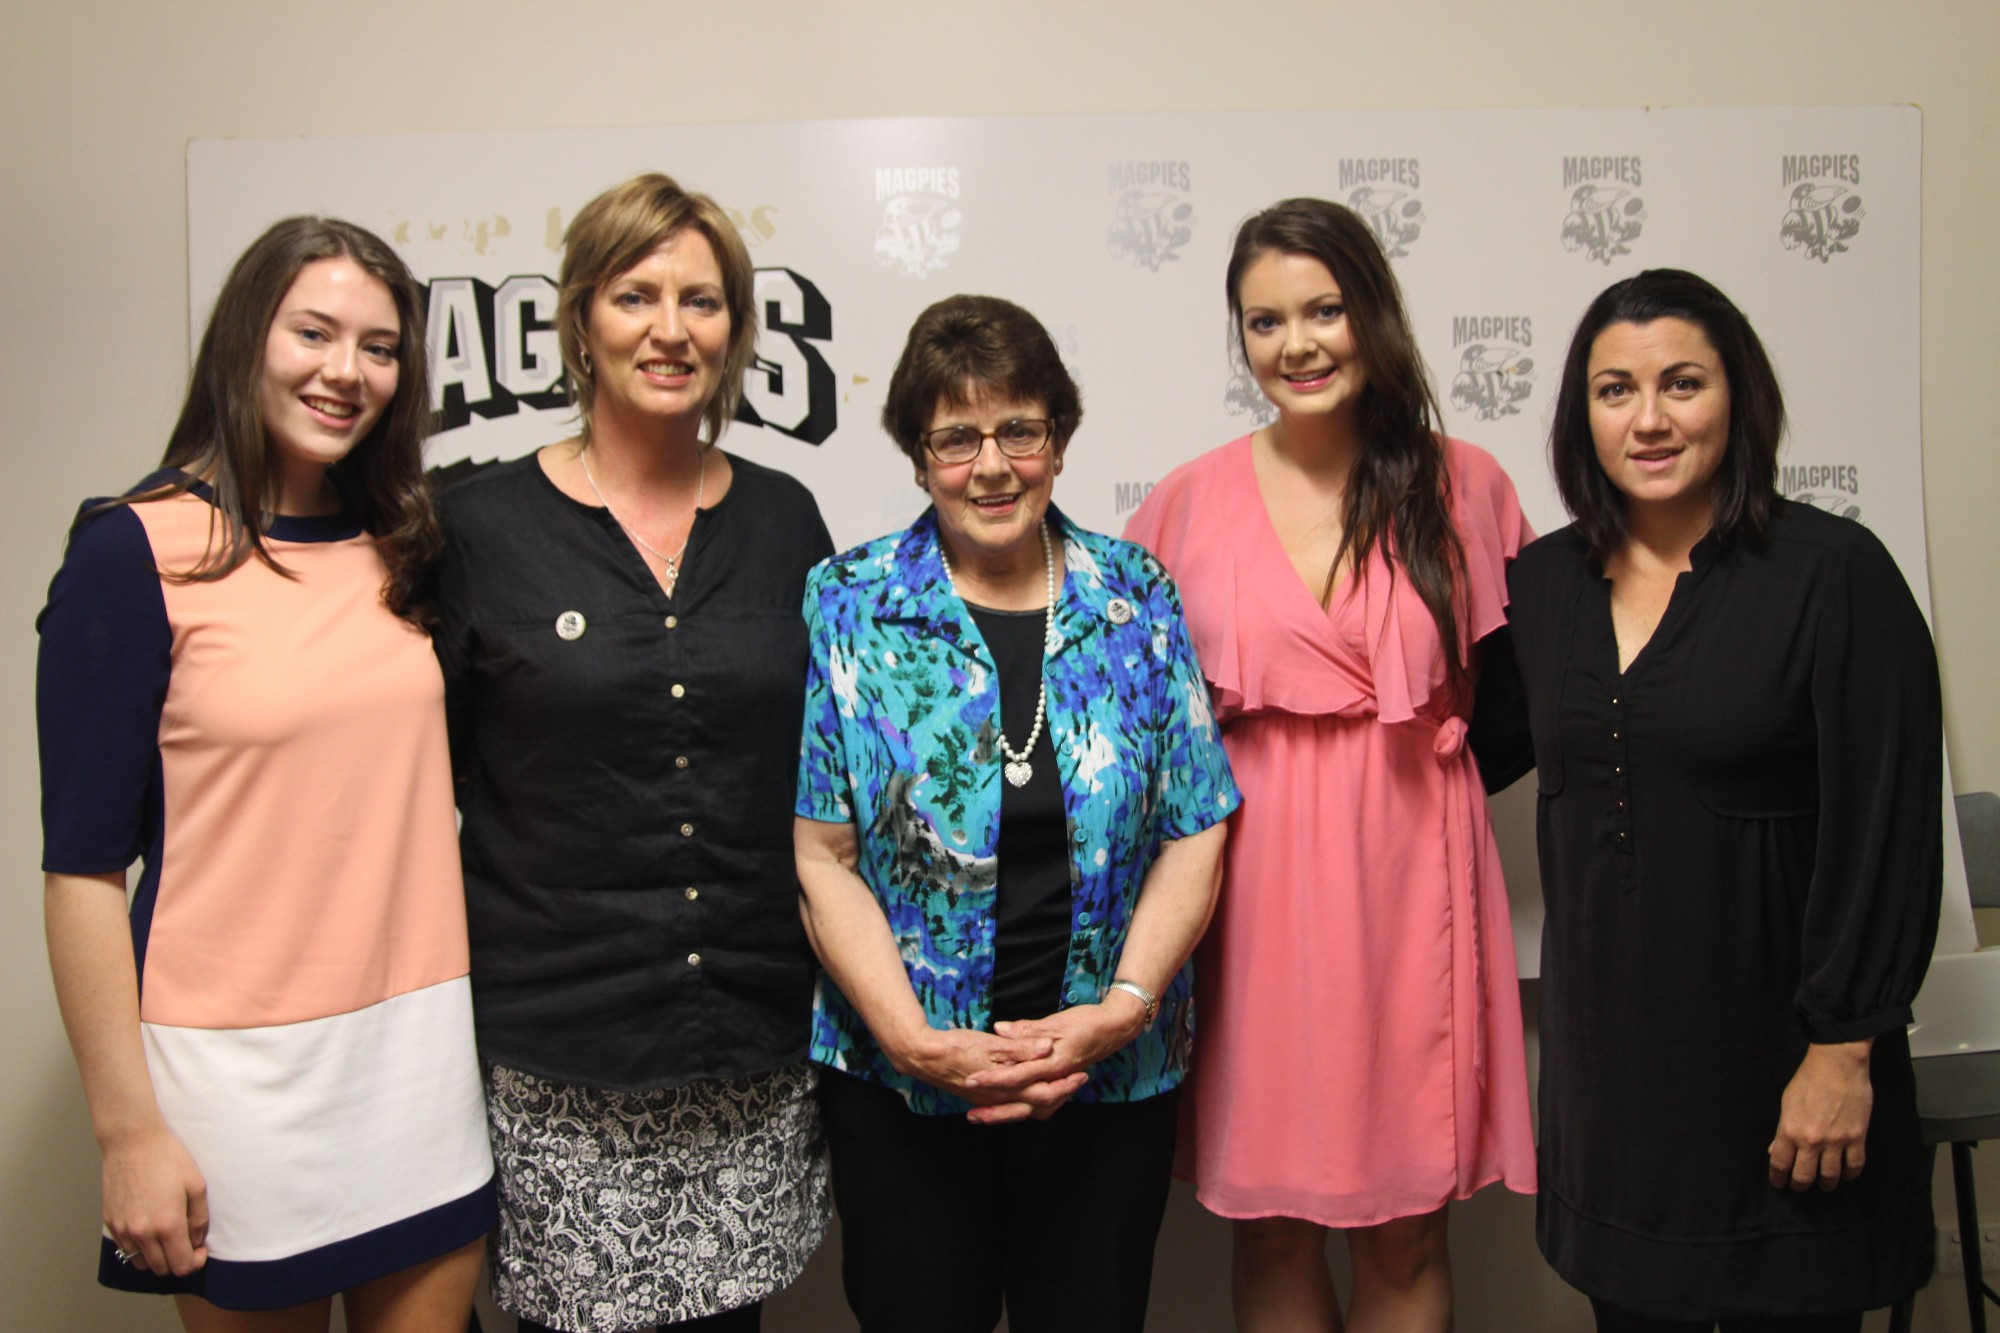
xmin=1109 ymin=978 xmax=1159 ymax=1026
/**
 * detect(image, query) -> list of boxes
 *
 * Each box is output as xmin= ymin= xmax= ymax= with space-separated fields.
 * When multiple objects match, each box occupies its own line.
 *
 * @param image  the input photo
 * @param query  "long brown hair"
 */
xmin=1227 ymin=198 xmax=1468 ymax=684
xmin=90 ymin=216 xmax=440 ymax=624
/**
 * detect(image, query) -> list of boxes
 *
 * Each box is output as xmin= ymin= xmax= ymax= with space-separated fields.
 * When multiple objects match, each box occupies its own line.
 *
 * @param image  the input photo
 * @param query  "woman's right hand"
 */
xmin=46 ymin=871 xmax=209 ymax=1277
xmin=886 ymin=1024 xmax=1087 ymax=1122
xmin=101 ymin=1122 xmax=209 ymax=1276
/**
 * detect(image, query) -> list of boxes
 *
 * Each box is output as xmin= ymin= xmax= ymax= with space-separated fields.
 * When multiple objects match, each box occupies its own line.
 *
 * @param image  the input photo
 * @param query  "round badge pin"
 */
xmin=555 ymin=611 xmax=587 ymax=640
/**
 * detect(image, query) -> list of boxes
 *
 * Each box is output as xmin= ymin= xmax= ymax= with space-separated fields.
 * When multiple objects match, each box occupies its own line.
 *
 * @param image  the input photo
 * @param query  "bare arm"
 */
xmin=970 ymin=820 xmax=1227 ymax=1120
xmin=794 ymin=817 xmax=1079 ymax=1121
xmin=45 ymin=871 xmax=208 ymax=1275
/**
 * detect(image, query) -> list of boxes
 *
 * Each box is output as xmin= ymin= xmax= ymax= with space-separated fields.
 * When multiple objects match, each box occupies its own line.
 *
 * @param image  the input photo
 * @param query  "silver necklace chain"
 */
xmin=938 ymin=521 xmax=1056 ymax=788
xmin=579 ymin=444 xmax=707 ymax=591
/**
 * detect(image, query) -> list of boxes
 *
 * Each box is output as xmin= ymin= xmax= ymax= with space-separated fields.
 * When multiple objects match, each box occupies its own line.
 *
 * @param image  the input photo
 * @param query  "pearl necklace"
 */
xmin=579 ymin=444 xmax=707 ymax=593
xmin=939 ymin=521 xmax=1056 ymax=789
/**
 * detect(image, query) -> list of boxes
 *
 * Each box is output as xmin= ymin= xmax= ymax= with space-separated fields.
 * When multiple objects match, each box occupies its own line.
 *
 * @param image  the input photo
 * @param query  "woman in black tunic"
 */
xmin=436 ymin=173 xmax=832 ymax=1333
xmin=1505 ymin=269 xmax=1942 ymax=1331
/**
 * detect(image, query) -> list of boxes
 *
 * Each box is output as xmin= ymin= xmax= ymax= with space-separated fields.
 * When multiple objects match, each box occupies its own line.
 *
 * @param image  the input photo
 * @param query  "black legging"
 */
xmin=516 ymin=1301 xmax=761 ymax=1333
xmin=1590 ymin=1296 xmax=1864 ymax=1333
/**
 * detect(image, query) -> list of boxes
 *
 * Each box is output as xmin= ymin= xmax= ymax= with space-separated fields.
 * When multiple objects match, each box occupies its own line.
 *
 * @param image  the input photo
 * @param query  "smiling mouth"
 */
xmin=1282 ymin=367 xmax=1335 ymax=385
xmin=641 ymin=360 xmax=695 ymax=377
xmin=303 ymin=395 xmax=359 ymax=419
xmin=969 ymin=493 xmax=1020 ymax=511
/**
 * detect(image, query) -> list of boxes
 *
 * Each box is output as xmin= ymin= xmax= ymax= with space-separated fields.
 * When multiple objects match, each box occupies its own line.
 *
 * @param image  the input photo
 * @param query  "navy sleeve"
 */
xmin=37 ymin=503 xmax=171 ymax=874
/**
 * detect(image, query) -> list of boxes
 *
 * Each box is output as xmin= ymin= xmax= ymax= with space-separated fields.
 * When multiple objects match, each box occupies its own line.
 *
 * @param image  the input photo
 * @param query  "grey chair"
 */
xmin=1889 ymin=790 xmax=2000 ymax=1333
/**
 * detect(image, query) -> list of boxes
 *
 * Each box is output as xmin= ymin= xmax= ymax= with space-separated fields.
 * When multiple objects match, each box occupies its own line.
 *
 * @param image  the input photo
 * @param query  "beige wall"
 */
xmin=5 ymin=3 xmax=1997 ymax=1329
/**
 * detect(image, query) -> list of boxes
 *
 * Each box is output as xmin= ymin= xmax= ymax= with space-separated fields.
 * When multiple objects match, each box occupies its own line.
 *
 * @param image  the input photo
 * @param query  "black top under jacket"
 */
xmin=967 ymin=601 xmax=1073 ymax=1026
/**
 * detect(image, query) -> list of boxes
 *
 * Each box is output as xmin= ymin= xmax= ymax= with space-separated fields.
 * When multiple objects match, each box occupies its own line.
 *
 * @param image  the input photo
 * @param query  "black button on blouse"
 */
xmin=436 ymin=453 xmax=833 ymax=1092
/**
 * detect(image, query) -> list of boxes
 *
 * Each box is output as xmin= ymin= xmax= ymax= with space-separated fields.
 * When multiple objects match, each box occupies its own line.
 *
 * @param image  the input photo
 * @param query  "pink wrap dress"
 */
xmin=1124 ymin=434 xmax=1537 ymax=1226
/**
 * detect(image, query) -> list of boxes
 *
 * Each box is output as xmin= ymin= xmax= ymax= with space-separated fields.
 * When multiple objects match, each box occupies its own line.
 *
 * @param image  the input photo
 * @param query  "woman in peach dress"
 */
xmin=1126 ymin=197 xmax=1536 ymax=1331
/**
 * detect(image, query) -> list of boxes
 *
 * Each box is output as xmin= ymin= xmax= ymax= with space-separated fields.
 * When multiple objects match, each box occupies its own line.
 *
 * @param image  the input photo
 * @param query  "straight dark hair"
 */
xmin=1550 ymin=268 xmax=1785 ymax=560
xmin=88 ymin=216 xmax=441 ymax=624
xmin=1227 ymin=198 xmax=1467 ymax=683
xmin=881 ymin=294 xmax=1084 ymax=465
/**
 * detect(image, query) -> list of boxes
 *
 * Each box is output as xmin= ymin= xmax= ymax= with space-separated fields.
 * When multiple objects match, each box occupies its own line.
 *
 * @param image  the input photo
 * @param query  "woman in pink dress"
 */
xmin=1125 ymin=197 xmax=1537 ymax=1331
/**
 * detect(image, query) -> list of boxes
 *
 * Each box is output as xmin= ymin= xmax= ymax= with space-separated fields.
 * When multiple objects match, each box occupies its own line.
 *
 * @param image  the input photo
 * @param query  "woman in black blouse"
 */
xmin=1505 ymin=269 xmax=1941 ymax=1332
xmin=435 ymin=173 xmax=831 ymax=1333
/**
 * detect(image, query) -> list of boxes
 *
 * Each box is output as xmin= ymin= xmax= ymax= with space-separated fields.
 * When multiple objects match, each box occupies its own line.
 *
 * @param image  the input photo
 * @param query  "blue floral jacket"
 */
xmin=796 ymin=507 xmax=1240 ymax=1115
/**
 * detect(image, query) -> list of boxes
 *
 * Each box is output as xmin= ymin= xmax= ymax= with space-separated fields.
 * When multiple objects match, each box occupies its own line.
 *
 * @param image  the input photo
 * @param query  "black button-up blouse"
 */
xmin=1504 ymin=498 xmax=1942 ymax=1316
xmin=436 ymin=453 xmax=833 ymax=1092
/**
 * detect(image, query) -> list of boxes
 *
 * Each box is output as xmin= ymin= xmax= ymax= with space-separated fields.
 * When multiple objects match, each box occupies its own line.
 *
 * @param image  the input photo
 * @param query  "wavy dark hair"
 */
xmin=1551 ymin=268 xmax=1785 ymax=559
xmin=87 ymin=216 xmax=440 ymax=624
xmin=1227 ymin=198 xmax=1467 ymax=680
xmin=881 ymin=294 xmax=1083 ymax=466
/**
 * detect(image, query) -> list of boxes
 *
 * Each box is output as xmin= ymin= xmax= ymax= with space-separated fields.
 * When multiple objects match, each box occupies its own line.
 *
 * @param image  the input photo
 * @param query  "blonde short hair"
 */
xmin=557 ymin=172 xmax=758 ymax=445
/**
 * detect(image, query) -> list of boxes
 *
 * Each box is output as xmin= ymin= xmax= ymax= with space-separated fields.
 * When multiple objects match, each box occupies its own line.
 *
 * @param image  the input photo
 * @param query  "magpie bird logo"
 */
xmin=1347 ymin=185 xmax=1425 ymax=259
xmin=1780 ymin=182 xmax=1865 ymax=263
xmin=874 ymin=194 xmax=961 ymax=278
xmin=1222 ymin=314 xmax=1277 ymax=425
xmin=1561 ymin=184 xmax=1646 ymax=265
xmin=1107 ymin=189 xmax=1196 ymax=272
xmin=1449 ymin=344 xmax=1535 ymax=421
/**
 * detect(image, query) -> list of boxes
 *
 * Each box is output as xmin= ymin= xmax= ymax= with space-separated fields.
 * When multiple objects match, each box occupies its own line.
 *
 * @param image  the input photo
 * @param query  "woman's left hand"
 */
xmin=961 ymin=992 xmax=1151 ymax=1123
xmin=1768 ymin=1038 xmax=1874 ymax=1191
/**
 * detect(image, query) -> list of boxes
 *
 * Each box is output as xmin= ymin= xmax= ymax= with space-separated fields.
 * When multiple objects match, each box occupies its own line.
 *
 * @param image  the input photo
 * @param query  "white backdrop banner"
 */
xmin=190 ymin=105 xmax=1956 ymax=971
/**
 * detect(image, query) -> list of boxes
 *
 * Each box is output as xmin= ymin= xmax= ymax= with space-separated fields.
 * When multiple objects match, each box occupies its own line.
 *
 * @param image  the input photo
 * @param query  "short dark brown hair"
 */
xmin=557 ymin=172 xmax=758 ymax=446
xmin=1550 ymin=268 xmax=1786 ymax=559
xmin=880 ymin=295 xmax=1083 ymax=464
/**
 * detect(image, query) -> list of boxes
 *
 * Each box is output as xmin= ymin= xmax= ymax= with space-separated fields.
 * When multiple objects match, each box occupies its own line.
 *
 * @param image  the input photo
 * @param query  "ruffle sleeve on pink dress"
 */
xmin=1125 ymin=434 xmax=1538 ymax=1227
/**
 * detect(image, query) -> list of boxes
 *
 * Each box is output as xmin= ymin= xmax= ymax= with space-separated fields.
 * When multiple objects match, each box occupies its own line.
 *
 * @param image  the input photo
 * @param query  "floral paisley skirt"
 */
xmin=485 ymin=1062 xmax=830 ymax=1333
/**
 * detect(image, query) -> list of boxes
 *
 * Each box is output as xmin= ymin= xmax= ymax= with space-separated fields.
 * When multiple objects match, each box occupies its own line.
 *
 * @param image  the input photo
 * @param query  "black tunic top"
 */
xmin=966 ymin=602 xmax=1071 ymax=1025
xmin=436 ymin=452 xmax=833 ymax=1092
xmin=1505 ymin=500 xmax=1942 ymax=1320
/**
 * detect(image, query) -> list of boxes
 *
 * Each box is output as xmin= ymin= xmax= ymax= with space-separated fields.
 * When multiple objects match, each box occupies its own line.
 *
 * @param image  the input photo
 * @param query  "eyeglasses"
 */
xmin=921 ymin=418 xmax=1054 ymax=465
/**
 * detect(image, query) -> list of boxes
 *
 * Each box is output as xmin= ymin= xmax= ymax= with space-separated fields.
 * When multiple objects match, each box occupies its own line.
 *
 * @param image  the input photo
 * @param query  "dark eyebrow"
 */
xmin=286 ymin=307 xmax=400 ymax=342
xmin=1590 ymin=359 xmax=1710 ymax=382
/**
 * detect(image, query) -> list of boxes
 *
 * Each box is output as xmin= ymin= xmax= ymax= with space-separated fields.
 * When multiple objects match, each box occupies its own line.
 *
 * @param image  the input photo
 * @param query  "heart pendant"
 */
xmin=1004 ymin=760 xmax=1033 ymax=788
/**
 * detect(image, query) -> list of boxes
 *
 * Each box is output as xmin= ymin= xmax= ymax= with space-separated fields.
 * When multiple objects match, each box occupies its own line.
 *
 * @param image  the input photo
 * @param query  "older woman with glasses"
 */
xmin=793 ymin=294 xmax=1240 ymax=1333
